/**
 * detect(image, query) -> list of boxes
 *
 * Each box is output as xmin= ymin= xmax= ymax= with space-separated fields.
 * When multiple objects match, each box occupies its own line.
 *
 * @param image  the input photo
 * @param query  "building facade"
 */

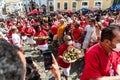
xmin=48 ymin=0 xmax=54 ymax=11
xmin=0 ymin=0 xmax=6 ymax=15
xmin=0 ymin=0 xmax=24 ymax=15
xmin=6 ymin=1 xmax=24 ymax=14
xmin=54 ymin=0 xmax=113 ymax=11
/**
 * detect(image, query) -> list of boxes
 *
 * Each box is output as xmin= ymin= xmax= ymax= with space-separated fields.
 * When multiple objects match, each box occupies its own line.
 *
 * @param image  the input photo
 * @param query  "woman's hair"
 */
xmin=0 ymin=39 xmax=26 ymax=80
xmin=96 ymin=22 xmax=102 ymax=30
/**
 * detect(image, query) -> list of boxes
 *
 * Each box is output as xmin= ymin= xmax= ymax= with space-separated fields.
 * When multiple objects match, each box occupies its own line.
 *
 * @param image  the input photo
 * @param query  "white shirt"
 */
xmin=12 ymin=33 xmax=22 ymax=48
xmin=84 ymin=25 xmax=95 ymax=42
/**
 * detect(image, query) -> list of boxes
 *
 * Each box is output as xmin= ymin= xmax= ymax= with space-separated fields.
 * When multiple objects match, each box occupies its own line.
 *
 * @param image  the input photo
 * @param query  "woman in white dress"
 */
xmin=90 ymin=22 xmax=102 ymax=47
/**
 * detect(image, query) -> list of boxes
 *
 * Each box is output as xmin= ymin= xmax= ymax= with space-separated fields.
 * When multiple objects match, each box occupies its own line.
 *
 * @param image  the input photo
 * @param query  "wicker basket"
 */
xmin=39 ymin=36 xmax=49 ymax=40
xmin=63 ymin=46 xmax=82 ymax=63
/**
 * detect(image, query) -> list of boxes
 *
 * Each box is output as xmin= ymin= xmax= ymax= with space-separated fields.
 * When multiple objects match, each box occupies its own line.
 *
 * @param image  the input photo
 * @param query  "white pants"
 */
xmin=27 ymin=38 xmax=36 ymax=45
xmin=21 ymin=36 xmax=27 ymax=40
xmin=38 ymin=44 xmax=48 ymax=51
xmin=61 ymin=66 xmax=71 ymax=76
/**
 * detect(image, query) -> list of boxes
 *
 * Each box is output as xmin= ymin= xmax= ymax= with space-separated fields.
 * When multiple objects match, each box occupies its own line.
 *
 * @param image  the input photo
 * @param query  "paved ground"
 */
xmin=24 ymin=43 xmax=85 ymax=80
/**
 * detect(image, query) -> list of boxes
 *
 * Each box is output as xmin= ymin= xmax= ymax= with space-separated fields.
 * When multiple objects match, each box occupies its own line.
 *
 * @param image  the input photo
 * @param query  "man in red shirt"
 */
xmin=50 ymin=24 xmax=58 ymax=48
xmin=34 ymin=26 xmax=49 ymax=53
xmin=17 ymin=23 xmax=26 ymax=41
xmin=71 ymin=22 xmax=83 ymax=49
xmin=80 ymin=18 xmax=87 ymax=29
xmin=50 ymin=24 xmax=57 ymax=38
xmin=24 ymin=24 xmax=36 ymax=49
xmin=101 ymin=20 xmax=108 ymax=27
xmin=24 ymin=24 xmax=35 ymax=38
xmin=6 ymin=20 xmax=14 ymax=28
xmin=80 ymin=25 xmax=120 ymax=80
xmin=58 ymin=35 xmax=73 ymax=80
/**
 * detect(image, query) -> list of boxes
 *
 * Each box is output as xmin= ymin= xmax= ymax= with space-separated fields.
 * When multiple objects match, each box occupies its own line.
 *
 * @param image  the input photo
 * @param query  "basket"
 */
xmin=39 ymin=36 xmax=49 ymax=40
xmin=63 ymin=46 xmax=82 ymax=63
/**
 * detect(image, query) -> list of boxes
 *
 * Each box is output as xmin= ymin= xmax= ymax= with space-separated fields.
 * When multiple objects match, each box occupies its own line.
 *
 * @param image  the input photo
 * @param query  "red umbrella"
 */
xmin=28 ymin=9 xmax=43 ymax=16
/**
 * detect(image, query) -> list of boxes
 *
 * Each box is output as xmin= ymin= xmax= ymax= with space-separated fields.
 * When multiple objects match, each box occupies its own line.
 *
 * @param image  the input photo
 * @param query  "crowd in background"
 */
xmin=0 ymin=9 xmax=120 ymax=80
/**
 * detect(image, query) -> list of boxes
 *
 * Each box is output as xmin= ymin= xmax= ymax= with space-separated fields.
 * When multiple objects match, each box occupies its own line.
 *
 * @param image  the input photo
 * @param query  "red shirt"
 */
xmin=72 ymin=28 xmax=83 ymax=43
xmin=58 ymin=43 xmax=71 ymax=68
xmin=7 ymin=30 xmax=12 ymax=38
xmin=34 ymin=29 xmax=48 ymax=45
xmin=102 ymin=21 xmax=108 ymax=27
xmin=106 ymin=17 xmax=110 ymax=22
xmin=18 ymin=26 xmax=23 ymax=33
xmin=31 ymin=19 xmax=35 ymax=24
xmin=18 ymin=27 xmax=26 ymax=36
xmin=50 ymin=25 xmax=57 ymax=35
xmin=24 ymin=27 xmax=35 ymax=37
xmin=80 ymin=21 xmax=87 ymax=29
xmin=31 ymin=19 xmax=39 ymax=26
xmin=42 ymin=23 xmax=49 ymax=31
xmin=80 ymin=44 xmax=120 ymax=80
xmin=7 ymin=23 xmax=14 ymax=27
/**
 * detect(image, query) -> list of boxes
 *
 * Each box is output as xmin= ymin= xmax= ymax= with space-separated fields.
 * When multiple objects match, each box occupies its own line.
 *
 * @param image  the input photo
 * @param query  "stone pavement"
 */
xmin=23 ymin=44 xmax=84 ymax=80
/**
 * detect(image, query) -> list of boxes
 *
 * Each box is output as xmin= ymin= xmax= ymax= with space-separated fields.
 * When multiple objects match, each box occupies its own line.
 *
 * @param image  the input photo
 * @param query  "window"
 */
xmin=81 ymin=1 xmax=89 ymax=8
xmin=50 ymin=2 xmax=52 ymax=5
xmin=72 ymin=2 xmax=77 ymax=11
xmin=57 ymin=2 xmax=60 ymax=9
xmin=49 ymin=2 xmax=54 ymax=11
xmin=94 ymin=1 xmax=102 ymax=8
xmin=64 ymin=2 xmax=68 ymax=10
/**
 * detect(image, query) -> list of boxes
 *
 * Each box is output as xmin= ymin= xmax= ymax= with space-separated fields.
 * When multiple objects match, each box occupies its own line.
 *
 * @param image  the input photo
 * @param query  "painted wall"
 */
xmin=54 ymin=0 xmax=112 ymax=11
xmin=5 ymin=0 xmax=19 ymax=3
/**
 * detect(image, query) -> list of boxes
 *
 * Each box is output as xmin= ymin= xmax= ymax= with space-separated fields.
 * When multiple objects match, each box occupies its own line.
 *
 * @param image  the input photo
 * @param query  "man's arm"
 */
xmin=71 ymin=30 xmax=74 ymax=41
xmin=51 ymin=54 xmax=61 ymax=80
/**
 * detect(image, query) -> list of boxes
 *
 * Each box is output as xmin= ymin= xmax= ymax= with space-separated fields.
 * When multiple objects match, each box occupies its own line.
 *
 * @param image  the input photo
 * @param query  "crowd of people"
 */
xmin=0 ymin=9 xmax=120 ymax=80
